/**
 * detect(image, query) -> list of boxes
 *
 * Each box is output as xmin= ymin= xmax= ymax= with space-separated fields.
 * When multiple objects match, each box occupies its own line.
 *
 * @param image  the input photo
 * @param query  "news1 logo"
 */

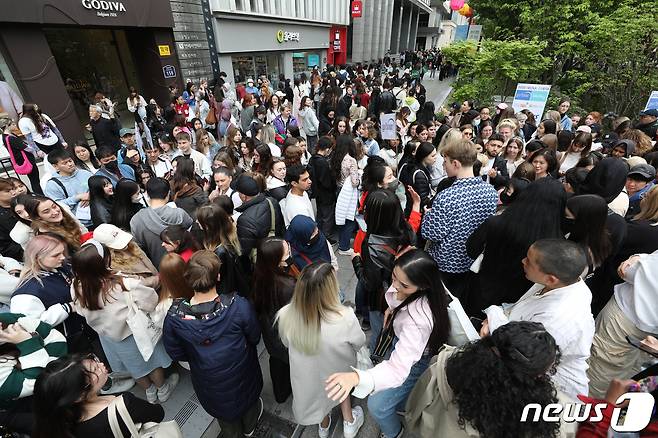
xmin=520 ymin=393 xmax=655 ymax=432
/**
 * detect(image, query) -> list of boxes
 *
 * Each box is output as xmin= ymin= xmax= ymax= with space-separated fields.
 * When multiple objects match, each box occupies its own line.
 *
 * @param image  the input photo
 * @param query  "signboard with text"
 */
xmin=162 ymin=65 xmax=177 ymax=79
xmin=467 ymin=25 xmax=482 ymax=41
xmin=512 ymin=83 xmax=552 ymax=120
xmin=351 ymin=1 xmax=362 ymax=17
xmin=455 ymin=25 xmax=469 ymax=41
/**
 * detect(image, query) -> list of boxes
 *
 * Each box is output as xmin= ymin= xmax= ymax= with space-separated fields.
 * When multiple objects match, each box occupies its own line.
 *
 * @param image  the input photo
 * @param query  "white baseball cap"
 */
xmin=93 ymin=223 xmax=133 ymax=250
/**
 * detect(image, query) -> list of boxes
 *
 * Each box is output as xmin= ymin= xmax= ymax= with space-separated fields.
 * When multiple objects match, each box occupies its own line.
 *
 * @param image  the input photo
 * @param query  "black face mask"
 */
xmin=104 ymin=160 xmax=120 ymax=172
xmin=386 ymin=178 xmax=400 ymax=191
xmin=281 ymin=255 xmax=294 ymax=272
xmin=500 ymin=190 xmax=515 ymax=205
xmin=561 ymin=216 xmax=575 ymax=234
xmin=307 ymin=234 xmax=320 ymax=246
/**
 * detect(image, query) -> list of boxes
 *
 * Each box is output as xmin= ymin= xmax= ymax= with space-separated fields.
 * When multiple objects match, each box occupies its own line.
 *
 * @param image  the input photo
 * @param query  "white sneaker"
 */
xmin=244 ymin=397 xmax=264 ymax=437
xmin=157 ymin=373 xmax=180 ymax=403
xmin=337 ymin=248 xmax=354 ymax=256
xmin=318 ymin=413 xmax=331 ymax=438
xmin=145 ymin=384 xmax=158 ymax=404
xmin=343 ymin=406 xmax=364 ymax=438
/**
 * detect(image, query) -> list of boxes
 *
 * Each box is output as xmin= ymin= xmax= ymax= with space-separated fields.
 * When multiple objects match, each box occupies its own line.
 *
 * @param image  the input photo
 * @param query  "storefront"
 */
xmin=0 ymin=0 xmax=182 ymax=142
xmin=213 ymin=16 xmax=330 ymax=87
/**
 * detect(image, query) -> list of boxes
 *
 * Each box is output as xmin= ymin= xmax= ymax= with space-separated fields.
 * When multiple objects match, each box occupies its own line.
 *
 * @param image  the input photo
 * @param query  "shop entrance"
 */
xmin=231 ymin=53 xmax=282 ymax=87
xmin=44 ymin=28 xmax=141 ymax=132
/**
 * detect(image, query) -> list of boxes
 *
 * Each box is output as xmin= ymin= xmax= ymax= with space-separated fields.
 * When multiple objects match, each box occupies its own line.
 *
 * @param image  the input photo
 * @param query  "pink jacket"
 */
xmin=354 ymin=286 xmax=433 ymax=396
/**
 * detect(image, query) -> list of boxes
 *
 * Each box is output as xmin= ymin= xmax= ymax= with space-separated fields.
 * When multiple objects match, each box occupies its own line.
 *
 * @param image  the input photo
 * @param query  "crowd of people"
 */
xmin=0 ymin=47 xmax=658 ymax=438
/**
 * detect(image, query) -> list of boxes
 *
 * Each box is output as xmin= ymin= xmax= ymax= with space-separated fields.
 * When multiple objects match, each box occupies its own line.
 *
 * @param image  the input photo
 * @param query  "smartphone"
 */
xmin=626 ymin=335 xmax=658 ymax=358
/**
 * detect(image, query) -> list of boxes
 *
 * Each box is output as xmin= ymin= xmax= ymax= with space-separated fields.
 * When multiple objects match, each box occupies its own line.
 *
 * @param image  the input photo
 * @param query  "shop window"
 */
xmin=232 ymin=55 xmax=255 ymax=83
xmin=235 ymin=0 xmax=244 ymax=10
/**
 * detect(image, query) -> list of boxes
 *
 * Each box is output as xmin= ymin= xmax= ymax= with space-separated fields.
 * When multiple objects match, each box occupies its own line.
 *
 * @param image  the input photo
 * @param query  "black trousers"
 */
xmin=269 ymin=355 xmax=292 ymax=403
xmin=24 ymin=152 xmax=43 ymax=195
xmin=316 ymin=202 xmax=336 ymax=240
xmin=440 ymin=271 xmax=475 ymax=313
xmin=0 ymin=396 xmax=33 ymax=434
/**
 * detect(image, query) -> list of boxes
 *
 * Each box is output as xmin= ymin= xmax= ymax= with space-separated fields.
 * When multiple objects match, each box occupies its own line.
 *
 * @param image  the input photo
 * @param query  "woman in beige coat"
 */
xmin=277 ymin=262 xmax=366 ymax=438
xmin=405 ymin=321 xmax=577 ymax=438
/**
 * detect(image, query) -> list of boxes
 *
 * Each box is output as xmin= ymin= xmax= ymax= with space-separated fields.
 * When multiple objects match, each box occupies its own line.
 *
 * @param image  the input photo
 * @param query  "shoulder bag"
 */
xmin=4 ymin=135 xmax=33 ymax=175
xmin=108 ymin=395 xmax=183 ymax=438
xmin=122 ymin=284 xmax=162 ymax=361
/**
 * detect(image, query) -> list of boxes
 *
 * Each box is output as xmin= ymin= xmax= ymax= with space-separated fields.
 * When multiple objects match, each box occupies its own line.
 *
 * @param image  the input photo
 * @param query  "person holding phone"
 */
xmin=588 ymin=250 xmax=658 ymax=398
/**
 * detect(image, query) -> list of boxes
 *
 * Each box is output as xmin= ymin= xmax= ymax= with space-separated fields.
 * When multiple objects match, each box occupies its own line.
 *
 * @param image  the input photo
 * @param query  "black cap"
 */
xmin=639 ymin=109 xmax=658 ymax=117
xmin=235 ymin=174 xmax=260 ymax=197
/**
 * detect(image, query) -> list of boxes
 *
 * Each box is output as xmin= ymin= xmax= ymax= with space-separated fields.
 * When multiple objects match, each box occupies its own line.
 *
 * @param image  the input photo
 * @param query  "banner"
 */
xmin=644 ymin=91 xmax=658 ymax=111
xmin=455 ymin=25 xmax=469 ymax=41
xmin=467 ymin=25 xmax=482 ymax=41
xmin=380 ymin=113 xmax=397 ymax=140
xmin=511 ymin=83 xmax=551 ymax=120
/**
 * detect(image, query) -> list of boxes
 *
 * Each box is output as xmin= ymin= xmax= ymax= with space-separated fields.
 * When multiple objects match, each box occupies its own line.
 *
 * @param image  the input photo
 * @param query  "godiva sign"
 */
xmin=81 ymin=0 xmax=127 ymax=17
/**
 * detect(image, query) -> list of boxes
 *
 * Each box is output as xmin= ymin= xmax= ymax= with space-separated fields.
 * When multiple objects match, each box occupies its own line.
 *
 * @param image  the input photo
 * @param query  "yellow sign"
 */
xmin=276 ymin=30 xmax=284 ymax=43
xmin=158 ymin=45 xmax=171 ymax=56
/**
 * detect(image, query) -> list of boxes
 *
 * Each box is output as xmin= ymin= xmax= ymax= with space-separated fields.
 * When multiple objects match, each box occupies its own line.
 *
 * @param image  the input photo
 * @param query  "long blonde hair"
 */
xmin=196 ymin=203 xmax=242 ymax=256
xmin=109 ymin=241 xmax=157 ymax=275
xmin=16 ymin=234 xmax=66 ymax=288
xmin=276 ymin=263 xmax=343 ymax=355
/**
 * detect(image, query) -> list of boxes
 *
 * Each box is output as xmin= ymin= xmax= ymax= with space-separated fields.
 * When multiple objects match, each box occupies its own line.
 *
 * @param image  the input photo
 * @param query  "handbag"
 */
xmin=205 ymin=98 xmax=218 ymax=125
xmin=371 ymin=307 xmax=400 ymax=364
xmin=4 ymin=135 xmax=33 ymax=175
xmin=122 ymin=285 xmax=162 ymax=361
xmin=108 ymin=395 xmax=183 ymax=438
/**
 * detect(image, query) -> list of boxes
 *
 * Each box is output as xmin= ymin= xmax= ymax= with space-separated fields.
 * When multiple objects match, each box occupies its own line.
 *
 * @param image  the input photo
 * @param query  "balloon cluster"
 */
xmin=450 ymin=0 xmax=473 ymax=17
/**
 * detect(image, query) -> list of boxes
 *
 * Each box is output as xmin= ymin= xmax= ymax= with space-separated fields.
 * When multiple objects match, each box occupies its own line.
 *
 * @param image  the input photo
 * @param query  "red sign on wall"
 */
xmin=351 ymin=0 xmax=362 ymax=17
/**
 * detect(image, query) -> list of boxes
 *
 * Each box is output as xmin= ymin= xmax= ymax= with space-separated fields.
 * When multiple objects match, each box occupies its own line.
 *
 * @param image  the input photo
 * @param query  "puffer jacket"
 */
xmin=163 ymin=293 xmax=263 ymax=421
xmin=235 ymin=194 xmax=285 ymax=255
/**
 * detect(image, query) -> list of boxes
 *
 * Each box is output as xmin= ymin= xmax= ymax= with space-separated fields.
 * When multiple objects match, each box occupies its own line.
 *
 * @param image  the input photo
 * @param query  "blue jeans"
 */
xmin=367 ymin=355 xmax=431 ymax=438
xmin=337 ymin=219 xmax=355 ymax=251
xmin=355 ymin=278 xmax=369 ymax=320
xmin=368 ymin=310 xmax=384 ymax=352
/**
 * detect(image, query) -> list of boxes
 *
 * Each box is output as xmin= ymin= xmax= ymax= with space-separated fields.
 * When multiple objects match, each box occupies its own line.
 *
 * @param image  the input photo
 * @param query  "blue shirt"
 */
xmin=421 ymin=176 xmax=497 ymax=273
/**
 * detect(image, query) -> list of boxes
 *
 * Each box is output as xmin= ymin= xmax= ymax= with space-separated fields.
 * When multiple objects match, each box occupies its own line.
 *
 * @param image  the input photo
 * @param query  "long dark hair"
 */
xmin=88 ymin=175 xmax=111 ymax=202
xmin=252 ymin=237 xmax=295 ymax=314
xmin=171 ymin=156 xmax=197 ymax=194
xmin=254 ymin=143 xmax=273 ymax=175
xmin=11 ymin=193 xmax=34 ymax=226
xmin=110 ymin=179 xmax=142 ymax=231
xmin=72 ymin=141 xmax=100 ymax=171
xmin=33 ymin=354 xmax=99 ymax=438
xmin=364 ymin=189 xmax=412 ymax=242
xmin=481 ymin=177 xmax=566 ymax=268
xmin=21 ymin=103 xmax=47 ymax=134
xmin=361 ymin=157 xmax=388 ymax=193
xmin=566 ymin=194 xmax=612 ymax=267
xmin=446 ymin=321 xmax=560 ymax=438
xmin=416 ymin=101 xmax=436 ymax=127
xmin=330 ymin=134 xmax=357 ymax=181
xmin=71 ymin=242 xmax=122 ymax=311
xmin=392 ymin=249 xmax=450 ymax=354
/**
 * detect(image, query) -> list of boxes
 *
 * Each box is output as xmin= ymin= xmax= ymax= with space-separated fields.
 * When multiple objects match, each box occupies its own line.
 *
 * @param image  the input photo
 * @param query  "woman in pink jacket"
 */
xmin=326 ymin=249 xmax=451 ymax=438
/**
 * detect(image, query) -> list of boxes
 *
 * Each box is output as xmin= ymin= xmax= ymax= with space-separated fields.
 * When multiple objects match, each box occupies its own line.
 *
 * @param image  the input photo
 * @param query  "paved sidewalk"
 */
xmin=422 ymin=74 xmax=454 ymax=109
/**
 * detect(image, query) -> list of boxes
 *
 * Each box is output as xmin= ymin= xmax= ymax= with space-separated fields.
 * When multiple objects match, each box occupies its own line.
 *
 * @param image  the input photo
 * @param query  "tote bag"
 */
xmin=108 ymin=395 xmax=182 ymax=438
xmin=122 ymin=288 xmax=162 ymax=361
xmin=4 ymin=135 xmax=33 ymax=175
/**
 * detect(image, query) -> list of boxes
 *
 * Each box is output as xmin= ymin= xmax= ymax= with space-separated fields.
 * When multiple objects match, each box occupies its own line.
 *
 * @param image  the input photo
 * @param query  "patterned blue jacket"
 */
xmin=421 ymin=176 xmax=497 ymax=273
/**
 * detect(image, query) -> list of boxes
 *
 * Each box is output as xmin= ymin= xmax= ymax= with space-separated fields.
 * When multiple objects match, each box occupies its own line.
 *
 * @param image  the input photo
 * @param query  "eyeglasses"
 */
xmin=463 ymin=131 xmax=473 ymax=136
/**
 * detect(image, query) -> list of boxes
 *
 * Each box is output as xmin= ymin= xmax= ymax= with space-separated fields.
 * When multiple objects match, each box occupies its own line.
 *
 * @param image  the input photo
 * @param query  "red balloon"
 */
xmin=450 ymin=0 xmax=465 ymax=11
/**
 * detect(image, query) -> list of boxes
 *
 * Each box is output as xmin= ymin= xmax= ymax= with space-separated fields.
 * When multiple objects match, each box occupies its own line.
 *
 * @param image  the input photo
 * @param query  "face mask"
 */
xmin=473 ymin=118 xmax=481 ymax=127
xmin=386 ymin=178 xmax=400 ymax=191
xmin=104 ymin=160 xmax=119 ymax=172
xmin=283 ymin=255 xmax=294 ymax=267
xmin=395 ymin=182 xmax=407 ymax=211
xmin=307 ymin=234 xmax=320 ymax=246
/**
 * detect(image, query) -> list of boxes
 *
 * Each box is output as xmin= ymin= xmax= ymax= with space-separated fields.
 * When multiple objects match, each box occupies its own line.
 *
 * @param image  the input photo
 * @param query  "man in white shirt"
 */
xmin=281 ymin=164 xmax=314 ymax=226
xmin=174 ymin=132 xmax=212 ymax=180
xmin=481 ymin=239 xmax=595 ymax=399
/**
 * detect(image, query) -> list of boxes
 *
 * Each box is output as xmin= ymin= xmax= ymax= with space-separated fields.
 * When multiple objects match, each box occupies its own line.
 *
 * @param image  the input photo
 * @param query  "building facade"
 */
xmin=0 ymin=0 xmax=181 ymax=141
xmin=210 ymin=0 xmax=350 ymax=86
xmin=350 ymin=0 xmax=432 ymax=64
xmin=416 ymin=0 xmax=452 ymax=50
